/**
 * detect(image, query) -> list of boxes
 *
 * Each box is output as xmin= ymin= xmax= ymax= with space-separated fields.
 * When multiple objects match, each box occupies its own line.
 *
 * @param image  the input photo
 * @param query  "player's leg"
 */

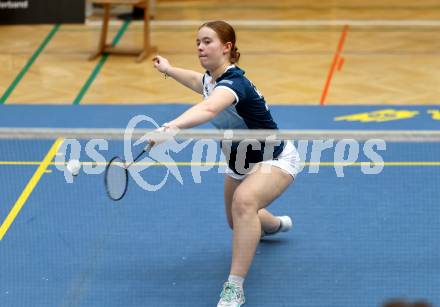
xmin=224 ymin=175 xmax=240 ymax=230
xmin=218 ymin=165 xmax=293 ymax=306
xmin=224 ymin=174 xmax=288 ymax=234
xmin=229 ymin=164 xmax=293 ymax=278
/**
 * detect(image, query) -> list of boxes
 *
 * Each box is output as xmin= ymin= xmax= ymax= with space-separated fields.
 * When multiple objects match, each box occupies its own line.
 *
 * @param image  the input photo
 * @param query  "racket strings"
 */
xmin=105 ymin=157 xmax=128 ymax=201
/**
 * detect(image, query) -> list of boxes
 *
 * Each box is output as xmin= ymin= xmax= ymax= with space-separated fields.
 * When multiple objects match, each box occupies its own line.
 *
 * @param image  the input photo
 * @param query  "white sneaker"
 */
xmin=261 ymin=216 xmax=293 ymax=238
xmin=217 ymin=281 xmax=245 ymax=306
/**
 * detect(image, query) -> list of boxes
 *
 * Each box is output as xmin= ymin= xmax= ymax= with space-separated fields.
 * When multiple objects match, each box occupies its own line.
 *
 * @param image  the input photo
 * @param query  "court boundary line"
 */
xmin=0 ymin=24 xmax=60 ymax=104
xmin=87 ymin=19 xmax=440 ymax=27
xmin=320 ymin=25 xmax=349 ymax=106
xmin=73 ymin=20 xmax=130 ymax=105
xmin=0 ymin=138 xmax=64 ymax=241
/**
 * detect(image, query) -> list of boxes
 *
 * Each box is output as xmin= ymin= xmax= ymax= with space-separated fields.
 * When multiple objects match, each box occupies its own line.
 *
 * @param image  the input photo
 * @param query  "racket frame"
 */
xmin=104 ymin=143 xmax=152 ymax=201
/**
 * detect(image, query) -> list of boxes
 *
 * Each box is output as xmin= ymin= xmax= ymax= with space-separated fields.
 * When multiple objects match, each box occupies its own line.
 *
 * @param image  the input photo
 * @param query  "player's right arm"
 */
xmin=153 ymin=55 xmax=203 ymax=94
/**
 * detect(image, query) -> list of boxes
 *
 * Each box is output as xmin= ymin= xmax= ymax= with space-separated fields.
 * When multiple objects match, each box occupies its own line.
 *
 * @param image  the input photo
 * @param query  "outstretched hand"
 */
xmin=152 ymin=55 xmax=171 ymax=75
xmin=147 ymin=124 xmax=179 ymax=148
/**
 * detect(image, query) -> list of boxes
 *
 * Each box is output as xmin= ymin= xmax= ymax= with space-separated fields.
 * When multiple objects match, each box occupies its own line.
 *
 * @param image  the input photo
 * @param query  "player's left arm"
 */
xmin=166 ymin=88 xmax=236 ymax=129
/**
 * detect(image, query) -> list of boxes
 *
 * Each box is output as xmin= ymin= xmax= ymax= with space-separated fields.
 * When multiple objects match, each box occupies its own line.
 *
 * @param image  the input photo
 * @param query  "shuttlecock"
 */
xmin=66 ymin=159 xmax=81 ymax=176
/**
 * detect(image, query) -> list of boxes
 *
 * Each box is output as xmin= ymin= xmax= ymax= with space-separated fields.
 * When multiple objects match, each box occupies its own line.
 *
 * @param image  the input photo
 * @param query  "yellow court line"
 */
xmin=0 ymin=161 xmax=41 ymax=165
xmin=1 ymin=161 xmax=440 ymax=167
xmin=0 ymin=138 xmax=64 ymax=241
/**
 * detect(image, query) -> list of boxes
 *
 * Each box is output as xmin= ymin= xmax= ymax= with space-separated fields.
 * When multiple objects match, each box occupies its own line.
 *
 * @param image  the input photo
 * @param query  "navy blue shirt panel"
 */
xmin=205 ymin=66 xmax=285 ymax=175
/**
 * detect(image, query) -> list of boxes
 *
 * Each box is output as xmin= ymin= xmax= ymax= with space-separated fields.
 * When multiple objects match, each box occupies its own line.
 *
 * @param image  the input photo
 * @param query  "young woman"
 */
xmin=152 ymin=20 xmax=300 ymax=307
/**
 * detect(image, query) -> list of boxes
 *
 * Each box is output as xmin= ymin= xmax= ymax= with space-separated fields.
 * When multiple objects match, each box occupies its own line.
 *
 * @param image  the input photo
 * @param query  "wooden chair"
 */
xmin=90 ymin=0 xmax=156 ymax=62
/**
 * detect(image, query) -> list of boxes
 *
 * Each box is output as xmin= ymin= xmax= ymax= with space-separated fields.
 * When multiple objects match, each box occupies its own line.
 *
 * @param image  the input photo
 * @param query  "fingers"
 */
xmin=152 ymin=56 xmax=160 ymax=69
xmin=152 ymin=55 xmax=168 ymax=73
xmin=145 ymin=141 xmax=155 ymax=150
xmin=147 ymin=125 xmax=178 ymax=146
xmin=147 ymin=126 xmax=165 ymax=146
xmin=152 ymin=54 xmax=163 ymax=63
xmin=152 ymin=57 xmax=160 ymax=68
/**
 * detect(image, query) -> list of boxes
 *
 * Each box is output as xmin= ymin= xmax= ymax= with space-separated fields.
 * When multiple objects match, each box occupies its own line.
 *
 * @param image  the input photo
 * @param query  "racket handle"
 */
xmin=128 ymin=143 xmax=153 ymax=169
xmin=144 ymin=142 xmax=153 ymax=153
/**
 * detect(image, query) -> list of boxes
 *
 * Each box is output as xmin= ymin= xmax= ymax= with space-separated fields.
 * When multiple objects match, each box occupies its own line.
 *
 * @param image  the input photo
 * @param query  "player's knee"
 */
xmin=231 ymin=192 xmax=258 ymax=218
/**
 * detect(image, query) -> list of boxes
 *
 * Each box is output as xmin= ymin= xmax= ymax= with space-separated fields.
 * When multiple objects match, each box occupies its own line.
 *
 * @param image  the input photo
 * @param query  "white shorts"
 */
xmin=225 ymin=140 xmax=301 ymax=181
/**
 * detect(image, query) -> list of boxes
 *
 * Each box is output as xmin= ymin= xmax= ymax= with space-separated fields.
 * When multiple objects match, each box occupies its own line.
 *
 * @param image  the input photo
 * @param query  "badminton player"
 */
xmin=152 ymin=20 xmax=300 ymax=306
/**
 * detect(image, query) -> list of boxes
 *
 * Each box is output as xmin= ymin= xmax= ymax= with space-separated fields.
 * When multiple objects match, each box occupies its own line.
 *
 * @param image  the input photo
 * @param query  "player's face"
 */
xmin=196 ymin=27 xmax=229 ymax=70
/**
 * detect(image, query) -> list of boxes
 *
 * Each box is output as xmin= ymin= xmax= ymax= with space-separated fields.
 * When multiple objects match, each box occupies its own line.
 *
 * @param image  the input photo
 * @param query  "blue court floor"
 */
xmin=1 ymin=106 xmax=439 ymax=307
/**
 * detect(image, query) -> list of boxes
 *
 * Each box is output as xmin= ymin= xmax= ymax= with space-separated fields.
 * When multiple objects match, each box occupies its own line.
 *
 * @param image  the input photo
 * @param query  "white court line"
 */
xmin=87 ymin=19 xmax=440 ymax=27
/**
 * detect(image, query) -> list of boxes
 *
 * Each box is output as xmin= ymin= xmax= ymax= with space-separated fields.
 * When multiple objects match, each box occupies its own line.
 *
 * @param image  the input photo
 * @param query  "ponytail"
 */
xmin=230 ymin=46 xmax=241 ymax=64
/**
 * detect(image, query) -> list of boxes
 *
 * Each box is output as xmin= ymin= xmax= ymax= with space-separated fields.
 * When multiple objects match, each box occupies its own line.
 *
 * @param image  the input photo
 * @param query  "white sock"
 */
xmin=228 ymin=275 xmax=244 ymax=287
